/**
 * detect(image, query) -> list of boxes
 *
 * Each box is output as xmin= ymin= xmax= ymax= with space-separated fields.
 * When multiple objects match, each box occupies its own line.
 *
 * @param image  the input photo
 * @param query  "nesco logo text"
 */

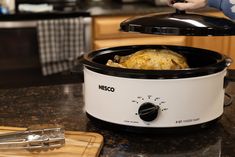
xmin=98 ymin=85 xmax=115 ymax=92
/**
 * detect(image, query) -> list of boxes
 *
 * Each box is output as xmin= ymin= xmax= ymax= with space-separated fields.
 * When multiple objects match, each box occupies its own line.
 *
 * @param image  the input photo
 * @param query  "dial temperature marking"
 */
xmin=132 ymin=100 xmax=139 ymax=104
xmin=137 ymin=96 xmax=144 ymax=100
xmin=132 ymin=95 xmax=168 ymax=118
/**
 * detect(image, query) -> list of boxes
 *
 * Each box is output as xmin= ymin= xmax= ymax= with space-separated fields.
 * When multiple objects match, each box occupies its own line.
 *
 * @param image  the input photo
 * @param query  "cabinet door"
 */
xmin=189 ymin=36 xmax=235 ymax=69
xmin=189 ymin=36 xmax=230 ymax=55
xmin=94 ymin=36 xmax=188 ymax=50
xmin=93 ymin=16 xmax=151 ymax=40
xmin=228 ymin=37 xmax=235 ymax=69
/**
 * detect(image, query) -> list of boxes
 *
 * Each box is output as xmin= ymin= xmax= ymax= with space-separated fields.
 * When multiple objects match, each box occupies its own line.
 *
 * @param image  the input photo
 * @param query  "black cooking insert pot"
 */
xmin=83 ymin=45 xmax=231 ymax=79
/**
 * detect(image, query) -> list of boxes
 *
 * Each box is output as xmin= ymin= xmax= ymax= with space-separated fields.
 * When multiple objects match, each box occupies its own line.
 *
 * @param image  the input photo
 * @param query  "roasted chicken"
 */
xmin=106 ymin=49 xmax=189 ymax=70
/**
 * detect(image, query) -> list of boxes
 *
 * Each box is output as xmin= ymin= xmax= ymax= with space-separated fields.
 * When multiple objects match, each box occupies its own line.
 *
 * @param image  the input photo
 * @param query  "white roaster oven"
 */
xmin=82 ymin=0 xmax=235 ymax=133
xmin=84 ymin=68 xmax=226 ymax=127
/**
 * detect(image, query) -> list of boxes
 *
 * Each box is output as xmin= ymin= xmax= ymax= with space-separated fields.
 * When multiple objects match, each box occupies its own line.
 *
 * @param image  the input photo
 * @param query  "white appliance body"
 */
xmin=84 ymin=67 xmax=227 ymax=128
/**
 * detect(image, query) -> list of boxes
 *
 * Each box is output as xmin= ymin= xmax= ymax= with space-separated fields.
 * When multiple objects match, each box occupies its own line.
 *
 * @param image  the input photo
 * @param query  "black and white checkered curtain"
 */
xmin=37 ymin=17 xmax=84 ymax=75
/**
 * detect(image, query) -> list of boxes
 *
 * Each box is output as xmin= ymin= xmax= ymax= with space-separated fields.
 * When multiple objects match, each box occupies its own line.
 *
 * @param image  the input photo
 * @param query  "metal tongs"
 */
xmin=0 ymin=125 xmax=65 ymax=150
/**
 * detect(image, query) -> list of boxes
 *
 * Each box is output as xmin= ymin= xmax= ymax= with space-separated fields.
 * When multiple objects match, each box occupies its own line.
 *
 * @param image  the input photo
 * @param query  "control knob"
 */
xmin=138 ymin=102 xmax=159 ymax=122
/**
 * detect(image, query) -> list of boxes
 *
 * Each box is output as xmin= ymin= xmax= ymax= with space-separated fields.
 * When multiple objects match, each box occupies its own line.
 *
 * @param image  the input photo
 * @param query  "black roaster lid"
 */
xmin=120 ymin=10 xmax=235 ymax=36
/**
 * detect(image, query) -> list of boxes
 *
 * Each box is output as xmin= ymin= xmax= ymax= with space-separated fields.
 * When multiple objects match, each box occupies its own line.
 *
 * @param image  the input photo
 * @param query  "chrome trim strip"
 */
xmin=0 ymin=21 xmax=37 ymax=28
xmin=83 ymin=17 xmax=92 ymax=53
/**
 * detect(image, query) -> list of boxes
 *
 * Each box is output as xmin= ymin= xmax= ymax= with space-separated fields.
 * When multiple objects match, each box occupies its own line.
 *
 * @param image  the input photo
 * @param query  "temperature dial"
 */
xmin=138 ymin=102 xmax=159 ymax=122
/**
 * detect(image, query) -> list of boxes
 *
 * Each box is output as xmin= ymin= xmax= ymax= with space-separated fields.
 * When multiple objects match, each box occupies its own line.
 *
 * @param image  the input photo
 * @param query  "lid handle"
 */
xmin=173 ymin=0 xmax=186 ymax=14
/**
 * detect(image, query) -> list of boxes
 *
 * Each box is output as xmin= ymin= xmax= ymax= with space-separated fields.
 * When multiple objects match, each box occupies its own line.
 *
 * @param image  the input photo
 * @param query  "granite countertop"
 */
xmin=0 ymin=71 xmax=235 ymax=156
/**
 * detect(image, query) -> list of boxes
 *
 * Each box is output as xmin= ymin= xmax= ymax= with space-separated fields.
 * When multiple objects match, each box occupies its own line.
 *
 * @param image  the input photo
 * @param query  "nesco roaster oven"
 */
xmin=82 ymin=1 xmax=235 ymax=133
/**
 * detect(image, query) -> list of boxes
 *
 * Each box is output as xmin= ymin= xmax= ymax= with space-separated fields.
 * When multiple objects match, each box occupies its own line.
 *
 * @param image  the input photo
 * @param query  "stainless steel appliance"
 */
xmin=0 ymin=12 xmax=91 ymax=88
xmin=0 ymin=14 xmax=91 ymax=70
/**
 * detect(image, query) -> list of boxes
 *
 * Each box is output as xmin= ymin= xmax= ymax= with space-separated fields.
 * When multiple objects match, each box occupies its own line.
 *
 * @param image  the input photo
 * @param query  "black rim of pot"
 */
xmin=82 ymin=45 xmax=231 ymax=79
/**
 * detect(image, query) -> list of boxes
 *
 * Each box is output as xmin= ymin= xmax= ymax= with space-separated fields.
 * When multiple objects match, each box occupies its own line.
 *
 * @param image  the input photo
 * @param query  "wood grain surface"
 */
xmin=0 ymin=126 xmax=103 ymax=157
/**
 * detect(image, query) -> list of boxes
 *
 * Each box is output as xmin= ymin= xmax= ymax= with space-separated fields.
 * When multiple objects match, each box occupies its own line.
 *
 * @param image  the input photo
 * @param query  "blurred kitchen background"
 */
xmin=0 ymin=0 xmax=234 ymax=88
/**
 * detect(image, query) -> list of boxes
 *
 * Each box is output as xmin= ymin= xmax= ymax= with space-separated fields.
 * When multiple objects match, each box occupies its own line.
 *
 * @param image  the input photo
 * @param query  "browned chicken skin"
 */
xmin=106 ymin=49 xmax=189 ymax=70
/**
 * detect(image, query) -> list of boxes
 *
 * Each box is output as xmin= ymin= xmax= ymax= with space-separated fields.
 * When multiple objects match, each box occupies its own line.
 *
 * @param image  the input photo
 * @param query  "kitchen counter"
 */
xmin=81 ymin=1 xmax=174 ymax=16
xmin=0 ymin=70 xmax=235 ymax=156
xmin=79 ymin=1 xmax=218 ymax=16
xmin=1 ymin=0 xmax=220 ymax=19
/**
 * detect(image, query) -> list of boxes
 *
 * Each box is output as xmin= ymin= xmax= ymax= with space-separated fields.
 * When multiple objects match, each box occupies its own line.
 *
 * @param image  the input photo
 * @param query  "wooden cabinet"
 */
xmin=93 ymin=15 xmax=190 ymax=50
xmin=189 ymin=36 xmax=230 ymax=55
xmin=228 ymin=37 xmax=235 ymax=69
xmin=94 ymin=36 xmax=188 ymax=50
xmin=92 ymin=12 xmax=235 ymax=68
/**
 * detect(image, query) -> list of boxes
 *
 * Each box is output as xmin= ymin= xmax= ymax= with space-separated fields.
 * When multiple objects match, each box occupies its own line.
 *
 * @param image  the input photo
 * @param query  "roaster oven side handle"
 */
xmin=223 ymin=57 xmax=235 ymax=107
xmin=224 ymin=57 xmax=235 ymax=88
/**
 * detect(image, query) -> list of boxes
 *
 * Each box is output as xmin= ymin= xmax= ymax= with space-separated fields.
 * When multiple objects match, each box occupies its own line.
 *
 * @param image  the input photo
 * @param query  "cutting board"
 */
xmin=0 ymin=126 xmax=103 ymax=157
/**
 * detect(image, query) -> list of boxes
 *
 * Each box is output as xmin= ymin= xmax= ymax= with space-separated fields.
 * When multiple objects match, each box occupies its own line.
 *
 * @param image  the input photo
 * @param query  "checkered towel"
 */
xmin=37 ymin=17 xmax=84 ymax=75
